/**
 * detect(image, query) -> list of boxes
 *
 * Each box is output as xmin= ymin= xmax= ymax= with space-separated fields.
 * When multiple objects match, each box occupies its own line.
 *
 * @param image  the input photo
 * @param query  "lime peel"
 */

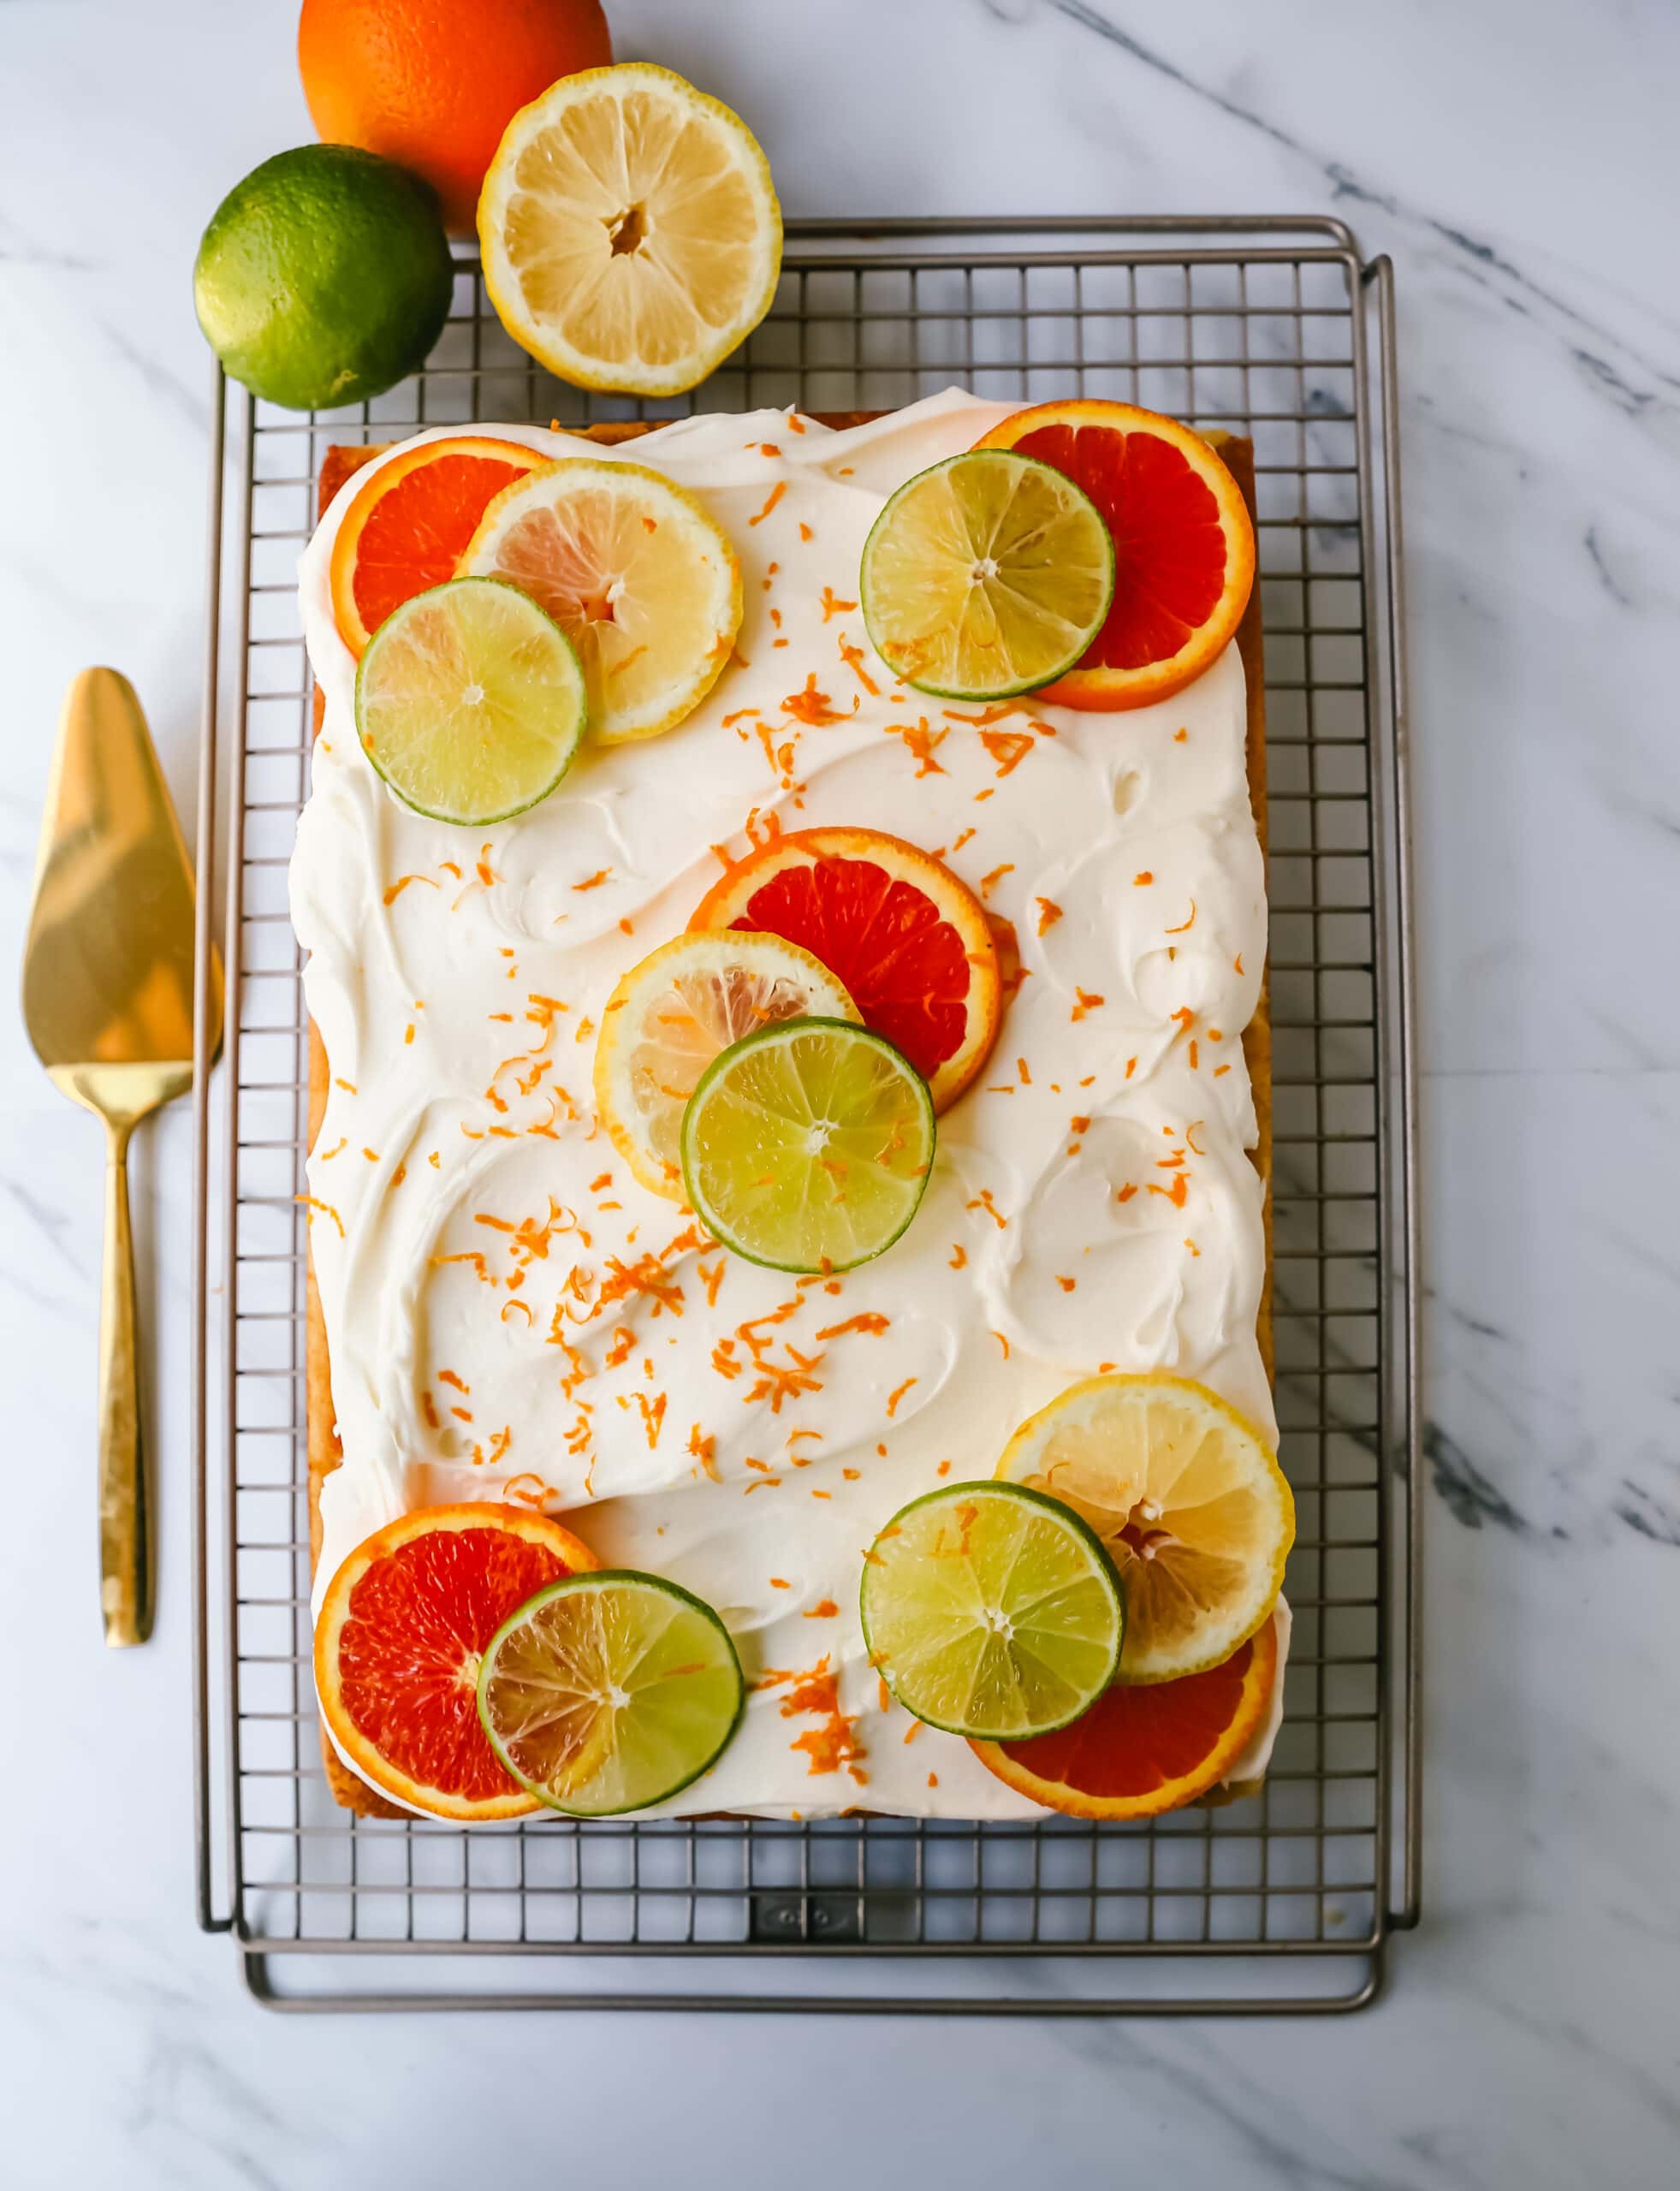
xmin=193 ymin=144 xmax=452 ymax=413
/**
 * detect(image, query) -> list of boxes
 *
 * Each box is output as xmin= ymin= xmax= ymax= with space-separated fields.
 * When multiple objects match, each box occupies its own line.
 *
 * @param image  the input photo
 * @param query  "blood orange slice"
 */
xmin=689 ymin=828 xmax=1000 ymax=1112
xmin=329 ymin=435 xmax=545 ymax=656
xmin=970 ymin=1618 xmax=1279 ymax=1818
xmin=314 ymin=1502 xmax=598 ymax=1820
xmin=972 ymin=400 xmax=1255 ymax=711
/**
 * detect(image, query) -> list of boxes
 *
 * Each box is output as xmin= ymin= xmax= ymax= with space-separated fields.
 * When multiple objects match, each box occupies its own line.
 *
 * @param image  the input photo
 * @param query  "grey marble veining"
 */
xmin=3 ymin=0 xmax=1677 ymax=2184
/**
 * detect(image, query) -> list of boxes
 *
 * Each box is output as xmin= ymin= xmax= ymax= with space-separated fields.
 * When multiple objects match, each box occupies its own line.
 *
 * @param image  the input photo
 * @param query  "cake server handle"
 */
xmin=98 ymin=1113 xmax=151 ymax=1647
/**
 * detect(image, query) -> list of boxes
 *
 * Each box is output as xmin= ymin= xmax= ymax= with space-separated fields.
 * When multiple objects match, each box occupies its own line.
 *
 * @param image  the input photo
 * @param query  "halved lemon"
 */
xmin=681 ymin=1018 xmax=935 ymax=1274
xmin=860 ymin=1480 xmax=1125 ymax=1740
xmin=478 ymin=62 xmax=782 ymax=397
xmin=859 ymin=448 xmax=1113 ymax=700
xmin=354 ymin=576 xmax=587 ymax=824
xmin=995 ymin=1373 xmax=1293 ymax=1683
xmin=477 ymin=1570 xmax=745 ymax=1816
xmin=463 ymin=457 xmax=742 ymax=743
xmin=594 ymin=930 xmax=859 ymax=1200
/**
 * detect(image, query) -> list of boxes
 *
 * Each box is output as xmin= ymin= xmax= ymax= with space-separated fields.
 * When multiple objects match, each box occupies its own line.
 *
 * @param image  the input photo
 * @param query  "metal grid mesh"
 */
xmin=203 ymin=223 xmax=1410 ymax=2003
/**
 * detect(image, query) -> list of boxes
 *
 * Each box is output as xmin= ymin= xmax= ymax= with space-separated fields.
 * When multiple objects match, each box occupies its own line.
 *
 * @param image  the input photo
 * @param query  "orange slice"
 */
xmin=689 ymin=827 xmax=1000 ymax=1112
xmin=314 ymin=1502 xmax=598 ymax=1820
xmin=329 ymin=435 xmax=545 ymax=656
xmin=972 ymin=400 xmax=1255 ymax=710
xmin=970 ymin=1620 xmax=1279 ymax=1818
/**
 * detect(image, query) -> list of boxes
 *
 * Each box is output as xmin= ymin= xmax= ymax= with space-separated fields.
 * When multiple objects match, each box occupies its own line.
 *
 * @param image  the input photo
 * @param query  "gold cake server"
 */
xmin=21 ymin=668 xmax=223 ymax=1646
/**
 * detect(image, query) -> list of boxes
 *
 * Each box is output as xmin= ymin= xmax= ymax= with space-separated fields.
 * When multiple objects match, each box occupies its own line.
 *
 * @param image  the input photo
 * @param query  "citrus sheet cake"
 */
xmin=294 ymin=389 xmax=1285 ymax=1820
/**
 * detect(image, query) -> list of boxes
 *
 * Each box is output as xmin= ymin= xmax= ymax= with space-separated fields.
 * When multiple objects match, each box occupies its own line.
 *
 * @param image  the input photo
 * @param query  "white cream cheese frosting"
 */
xmin=293 ymin=389 xmax=1285 ymax=1820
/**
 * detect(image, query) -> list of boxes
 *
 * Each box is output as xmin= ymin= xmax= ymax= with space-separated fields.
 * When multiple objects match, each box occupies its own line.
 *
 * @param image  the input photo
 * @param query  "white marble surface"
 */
xmin=3 ymin=0 xmax=1678 ymax=2182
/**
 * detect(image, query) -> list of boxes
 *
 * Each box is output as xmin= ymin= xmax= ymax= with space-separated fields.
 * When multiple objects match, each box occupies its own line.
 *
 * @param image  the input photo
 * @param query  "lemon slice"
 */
xmin=859 ymin=448 xmax=1114 ymax=699
xmin=478 ymin=62 xmax=782 ymax=397
xmin=860 ymin=1481 xmax=1125 ymax=1739
xmin=995 ymin=1374 xmax=1293 ymax=1683
xmin=477 ymin=1571 xmax=745 ymax=1816
xmin=353 ymin=576 xmax=586 ymax=824
xmin=681 ymin=1018 xmax=935 ymax=1274
xmin=595 ymin=931 xmax=859 ymax=1201
xmin=463 ymin=457 xmax=742 ymax=744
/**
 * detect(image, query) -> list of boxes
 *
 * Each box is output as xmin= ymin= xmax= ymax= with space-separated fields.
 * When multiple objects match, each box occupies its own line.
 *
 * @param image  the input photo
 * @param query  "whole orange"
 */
xmin=298 ymin=0 xmax=614 ymax=235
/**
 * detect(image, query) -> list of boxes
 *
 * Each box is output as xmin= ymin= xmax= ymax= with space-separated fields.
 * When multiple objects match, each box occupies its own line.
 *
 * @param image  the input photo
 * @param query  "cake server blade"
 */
xmin=21 ymin=667 xmax=224 ymax=1645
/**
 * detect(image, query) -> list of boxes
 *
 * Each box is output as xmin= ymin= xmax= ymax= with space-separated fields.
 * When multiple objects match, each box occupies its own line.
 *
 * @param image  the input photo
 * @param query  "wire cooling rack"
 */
xmin=191 ymin=216 xmax=1418 ymax=2014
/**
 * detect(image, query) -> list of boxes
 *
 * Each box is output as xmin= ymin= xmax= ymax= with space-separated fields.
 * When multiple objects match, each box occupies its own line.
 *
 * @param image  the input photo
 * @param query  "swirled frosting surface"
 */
xmin=294 ymin=390 xmax=1284 ymax=1818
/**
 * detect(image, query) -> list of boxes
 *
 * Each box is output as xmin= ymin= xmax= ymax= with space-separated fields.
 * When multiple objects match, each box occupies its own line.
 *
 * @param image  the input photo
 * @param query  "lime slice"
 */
xmin=680 ymin=1017 xmax=935 ymax=1274
xmin=860 ymin=1481 xmax=1125 ymax=1739
xmin=476 ymin=1570 xmax=745 ymax=1816
xmin=353 ymin=576 xmax=587 ymax=824
xmin=859 ymin=448 xmax=1114 ymax=700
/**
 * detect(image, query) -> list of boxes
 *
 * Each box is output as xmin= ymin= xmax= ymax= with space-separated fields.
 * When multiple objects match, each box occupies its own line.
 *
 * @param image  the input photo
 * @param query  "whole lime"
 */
xmin=193 ymin=144 xmax=453 ymax=411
